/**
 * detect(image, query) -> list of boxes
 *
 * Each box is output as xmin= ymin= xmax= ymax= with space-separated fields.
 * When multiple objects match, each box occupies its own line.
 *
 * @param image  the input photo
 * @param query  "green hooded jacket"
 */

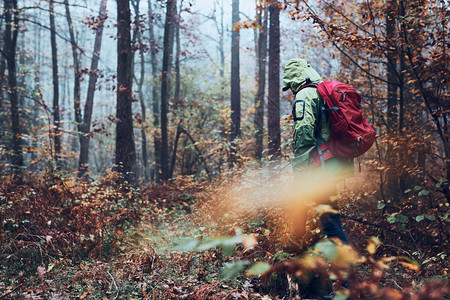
xmin=283 ymin=58 xmax=353 ymax=178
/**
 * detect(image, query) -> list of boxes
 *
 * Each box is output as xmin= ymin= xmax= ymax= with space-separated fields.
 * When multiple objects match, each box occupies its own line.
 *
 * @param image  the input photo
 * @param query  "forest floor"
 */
xmin=0 ymin=171 xmax=449 ymax=299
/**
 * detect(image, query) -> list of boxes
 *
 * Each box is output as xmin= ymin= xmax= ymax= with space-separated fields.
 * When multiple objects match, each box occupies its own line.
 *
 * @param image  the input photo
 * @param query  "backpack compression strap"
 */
xmin=310 ymin=144 xmax=334 ymax=168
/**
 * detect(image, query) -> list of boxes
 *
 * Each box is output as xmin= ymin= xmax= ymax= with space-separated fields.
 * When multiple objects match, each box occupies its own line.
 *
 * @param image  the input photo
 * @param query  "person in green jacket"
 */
xmin=282 ymin=58 xmax=353 ymax=252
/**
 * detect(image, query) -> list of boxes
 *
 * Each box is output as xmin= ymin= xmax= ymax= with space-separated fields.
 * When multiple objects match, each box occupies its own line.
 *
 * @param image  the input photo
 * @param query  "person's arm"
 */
xmin=292 ymin=90 xmax=318 ymax=173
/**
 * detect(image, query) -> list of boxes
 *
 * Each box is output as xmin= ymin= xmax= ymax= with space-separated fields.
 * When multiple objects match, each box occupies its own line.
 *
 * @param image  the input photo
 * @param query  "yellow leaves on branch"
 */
xmin=233 ymin=20 xmax=260 ymax=32
xmin=289 ymin=10 xmax=300 ymax=19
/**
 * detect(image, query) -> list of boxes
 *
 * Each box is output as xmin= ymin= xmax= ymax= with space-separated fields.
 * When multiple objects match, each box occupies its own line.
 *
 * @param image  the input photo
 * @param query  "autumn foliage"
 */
xmin=0 ymin=0 xmax=449 ymax=299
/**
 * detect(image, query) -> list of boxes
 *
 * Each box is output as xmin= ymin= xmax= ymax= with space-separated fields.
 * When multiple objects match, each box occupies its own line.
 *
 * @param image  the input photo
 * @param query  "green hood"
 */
xmin=282 ymin=58 xmax=322 ymax=93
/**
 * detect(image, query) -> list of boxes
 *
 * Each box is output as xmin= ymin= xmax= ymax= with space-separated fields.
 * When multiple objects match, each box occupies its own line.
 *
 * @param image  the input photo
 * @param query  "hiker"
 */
xmin=282 ymin=58 xmax=354 ymax=253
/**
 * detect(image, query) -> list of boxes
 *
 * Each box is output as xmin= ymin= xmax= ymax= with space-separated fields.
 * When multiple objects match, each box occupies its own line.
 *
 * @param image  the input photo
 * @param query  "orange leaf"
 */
xmin=398 ymin=261 xmax=420 ymax=271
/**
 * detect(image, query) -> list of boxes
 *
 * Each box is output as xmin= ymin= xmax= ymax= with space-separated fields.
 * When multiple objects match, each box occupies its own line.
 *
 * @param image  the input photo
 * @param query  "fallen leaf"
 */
xmin=37 ymin=266 xmax=46 ymax=278
xmin=242 ymin=234 xmax=257 ymax=250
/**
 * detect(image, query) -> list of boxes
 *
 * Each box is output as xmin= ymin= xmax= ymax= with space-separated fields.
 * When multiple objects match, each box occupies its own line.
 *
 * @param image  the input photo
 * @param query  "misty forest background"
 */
xmin=0 ymin=0 xmax=448 ymax=299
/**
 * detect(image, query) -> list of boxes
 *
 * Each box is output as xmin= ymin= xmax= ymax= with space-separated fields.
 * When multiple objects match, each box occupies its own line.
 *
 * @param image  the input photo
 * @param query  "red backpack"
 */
xmin=305 ymin=81 xmax=376 ymax=159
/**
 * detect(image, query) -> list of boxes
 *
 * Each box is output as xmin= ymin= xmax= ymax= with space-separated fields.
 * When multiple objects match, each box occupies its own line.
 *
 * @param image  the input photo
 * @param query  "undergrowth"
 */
xmin=0 ymin=170 xmax=449 ymax=299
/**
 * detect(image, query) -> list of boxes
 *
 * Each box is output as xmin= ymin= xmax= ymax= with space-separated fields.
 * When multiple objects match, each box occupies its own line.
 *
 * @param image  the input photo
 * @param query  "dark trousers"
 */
xmin=320 ymin=212 xmax=349 ymax=244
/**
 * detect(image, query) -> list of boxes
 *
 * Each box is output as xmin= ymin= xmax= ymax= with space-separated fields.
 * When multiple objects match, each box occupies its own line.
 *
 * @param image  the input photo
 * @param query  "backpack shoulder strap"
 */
xmin=297 ymin=82 xmax=330 ymax=169
xmin=298 ymin=83 xmax=319 ymax=91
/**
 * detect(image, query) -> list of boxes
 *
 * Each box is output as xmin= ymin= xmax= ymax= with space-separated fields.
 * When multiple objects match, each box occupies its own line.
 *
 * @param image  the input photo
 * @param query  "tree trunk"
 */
xmin=385 ymin=0 xmax=400 ymax=199
xmin=0 ymin=48 xmax=5 ymax=108
xmin=0 ymin=18 xmax=5 ymax=156
xmin=64 ymin=0 xmax=81 ymax=127
xmin=77 ymin=0 xmax=107 ymax=177
xmin=49 ymin=0 xmax=61 ymax=164
xmin=230 ymin=0 xmax=241 ymax=141
xmin=148 ymin=0 xmax=161 ymax=181
xmin=131 ymin=0 xmax=149 ymax=182
xmin=3 ymin=0 xmax=23 ymax=180
xmin=160 ymin=0 xmax=176 ymax=181
xmin=64 ymin=0 xmax=82 ymax=173
xmin=219 ymin=0 xmax=225 ymax=77
xmin=254 ymin=2 xmax=268 ymax=160
xmin=169 ymin=121 xmax=183 ymax=178
xmin=398 ymin=28 xmax=407 ymax=192
xmin=116 ymin=0 xmax=137 ymax=184
xmin=30 ymin=9 xmax=42 ymax=165
xmin=267 ymin=2 xmax=280 ymax=158
xmin=0 ymin=49 xmax=6 ymax=144
xmin=398 ymin=0 xmax=417 ymax=190
xmin=174 ymin=0 xmax=183 ymax=107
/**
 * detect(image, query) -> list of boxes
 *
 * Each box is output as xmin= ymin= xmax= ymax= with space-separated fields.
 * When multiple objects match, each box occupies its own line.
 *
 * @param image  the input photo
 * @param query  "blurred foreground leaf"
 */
xmin=173 ymin=237 xmax=199 ymax=251
xmin=222 ymin=260 xmax=250 ymax=279
xmin=314 ymin=239 xmax=337 ymax=260
xmin=246 ymin=262 xmax=271 ymax=276
xmin=173 ymin=235 xmax=244 ymax=256
xmin=367 ymin=237 xmax=381 ymax=255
